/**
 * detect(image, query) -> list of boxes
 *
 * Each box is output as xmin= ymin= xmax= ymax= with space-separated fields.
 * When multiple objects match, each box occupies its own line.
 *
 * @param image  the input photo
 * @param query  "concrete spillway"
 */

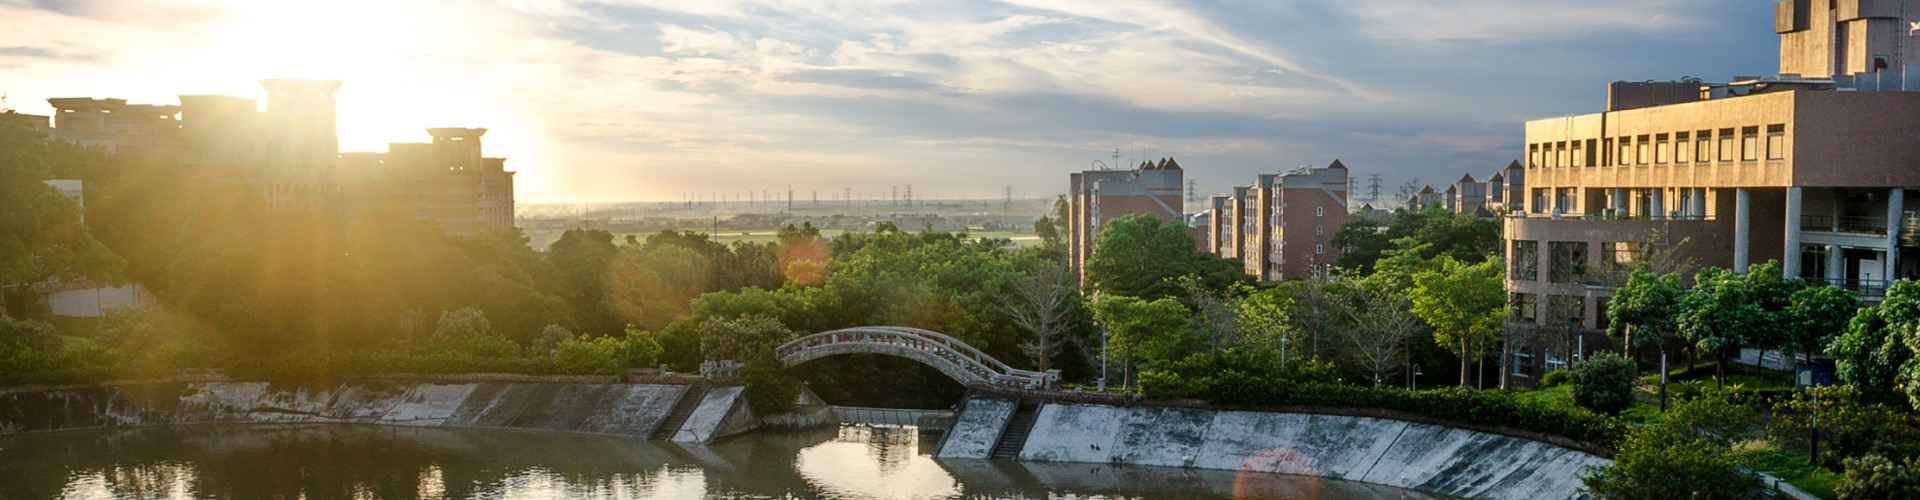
xmin=936 ymin=395 xmax=1609 ymax=500
xmin=0 ymin=379 xmax=754 ymax=443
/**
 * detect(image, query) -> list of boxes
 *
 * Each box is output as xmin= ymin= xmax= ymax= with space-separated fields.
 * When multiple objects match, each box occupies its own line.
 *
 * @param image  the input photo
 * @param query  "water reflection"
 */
xmin=0 ymin=424 xmax=1448 ymax=499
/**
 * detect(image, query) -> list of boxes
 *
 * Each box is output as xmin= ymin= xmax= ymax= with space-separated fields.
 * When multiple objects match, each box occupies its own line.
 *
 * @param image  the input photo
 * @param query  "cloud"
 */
xmin=1335 ymin=0 xmax=1708 ymax=44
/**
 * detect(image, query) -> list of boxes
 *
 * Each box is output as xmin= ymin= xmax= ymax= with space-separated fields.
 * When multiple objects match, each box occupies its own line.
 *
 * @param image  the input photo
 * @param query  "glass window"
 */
xmin=1531 ymin=188 xmax=1548 ymax=212
xmin=1549 ymin=295 xmax=1587 ymax=329
xmin=1675 ymin=132 xmax=1690 ymax=164
xmin=1511 ymin=349 xmax=1533 ymax=376
xmin=1585 ymin=139 xmax=1598 ymax=167
xmin=1602 ymin=138 xmax=1614 ymax=166
xmin=1617 ymin=137 xmax=1631 ymax=166
xmin=1766 ymin=124 xmax=1785 ymax=160
xmin=1695 ymin=130 xmax=1712 ymax=162
xmin=1571 ymin=140 xmax=1584 ymax=167
xmin=1655 ymin=133 xmax=1670 ymax=164
xmin=1596 ymin=297 xmax=1612 ymax=331
xmin=1558 ymin=141 xmax=1570 ymax=168
xmin=1549 ymin=241 xmax=1588 ymax=283
xmin=1635 ymin=135 xmax=1650 ymax=165
xmin=1529 ymin=144 xmax=1540 ymax=168
xmin=1510 ymin=292 xmax=1538 ymax=323
xmin=1315 ymin=244 xmax=1323 ymax=255
xmin=1718 ymin=128 xmax=1735 ymax=162
xmin=1316 ymin=206 xmax=1324 ymax=217
xmin=1511 ymin=241 xmax=1540 ymax=281
xmin=1741 ymin=126 xmax=1759 ymax=161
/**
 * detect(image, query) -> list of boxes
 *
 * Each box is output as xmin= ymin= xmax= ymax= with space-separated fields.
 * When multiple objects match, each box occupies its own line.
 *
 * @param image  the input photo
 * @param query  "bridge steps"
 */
xmin=989 ymin=399 xmax=1042 ymax=459
xmin=650 ymin=385 xmax=710 ymax=440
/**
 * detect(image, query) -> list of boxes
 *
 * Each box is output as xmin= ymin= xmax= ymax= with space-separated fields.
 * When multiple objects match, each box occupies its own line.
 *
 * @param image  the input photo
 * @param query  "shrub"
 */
xmin=740 ymin=355 xmax=800 ymax=417
xmin=433 ymin=307 xmax=491 ymax=339
xmin=1837 ymin=454 xmax=1920 ymax=500
xmin=1569 ymin=352 xmax=1638 ymax=415
xmin=1540 ymin=369 xmax=1569 ymax=388
xmin=618 ymin=325 xmax=663 ymax=368
xmin=552 ymin=336 xmax=624 ymax=375
xmin=1581 ymin=432 xmax=1762 ymax=500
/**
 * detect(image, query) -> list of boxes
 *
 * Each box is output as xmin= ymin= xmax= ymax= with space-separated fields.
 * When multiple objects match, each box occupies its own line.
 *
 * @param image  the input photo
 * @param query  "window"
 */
xmin=1585 ymin=139 xmax=1598 ymax=167
xmin=1549 ymin=241 xmax=1588 ymax=283
xmin=1511 ymin=241 xmax=1540 ymax=281
xmin=1741 ymin=126 xmax=1759 ymax=161
xmin=1635 ymin=135 xmax=1650 ymax=165
xmin=1558 ymin=141 xmax=1570 ymax=168
xmin=1603 ymin=241 xmax=1641 ymax=272
xmin=1316 ymin=206 xmax=1324 ymax=217
xmin=1511 ymin=349 xmax=1534 ymax=376
xmin=1675 ymin=132 xmax=1690 ymax=163
xmin=1718 ymin=128 xmax=1735 ymax=161
xmin=1315 ymin=244 xmax=1324 ymax=255
xmin=1602 ymin=138 xmax=1614 ymax=166
xmin=1617 ymin=137 xmax=1631 ymax=166
xmin=1315 ymin=225 xmax=1324 ymax=236
xmin=1548 ymin=295 xmax=1587 ymax=329
xmin=1529 ymin=144 xmax=1541 ymax=168
xmin=1511 ymin=293 xmax=1538 ymax=323
xmin=1531 ymin=188 xmax=1548 ymax=213
xmin=1766 ymin=124 xmax=1785 ymax=160
xmin=1556 ymin=188 xmax=1576 ymax=213
xmin=1655 ymin=133 xmax=1670 ymax=164
xmin=1571 ymin=140 xmax=1584 ymax=167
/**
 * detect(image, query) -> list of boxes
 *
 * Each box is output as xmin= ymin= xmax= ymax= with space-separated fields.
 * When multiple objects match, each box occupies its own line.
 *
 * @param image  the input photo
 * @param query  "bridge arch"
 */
xmin=774 ymin=327 xmax=1057 ymax=389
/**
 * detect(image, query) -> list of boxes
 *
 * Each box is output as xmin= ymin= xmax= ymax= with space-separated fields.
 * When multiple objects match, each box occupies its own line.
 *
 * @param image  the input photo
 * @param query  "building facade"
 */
xmin=1502 ymin=0 xmax=1920 ymax=385
xmin=1067 ymin=158 xmax=1186 ymax=282
xmin=1199 ymin=160 xmax=1349 ymax=281
xmin=340 ymin=128 xmax=516 ymax=234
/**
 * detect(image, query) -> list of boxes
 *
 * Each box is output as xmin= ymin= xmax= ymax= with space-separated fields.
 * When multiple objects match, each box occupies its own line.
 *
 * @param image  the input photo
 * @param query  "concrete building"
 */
xmin=1503 ymin=0 xmax=1920 ymax=385
xmin=340 ymin=128 xmax=516 ymax=234
xmin=1067 ymin=158 xmax=1185 ymax=282
xmin=45 ymin=98 xmax=181 ymax=156
xmin=1203 ymin=160 xmax=1349 ymax=281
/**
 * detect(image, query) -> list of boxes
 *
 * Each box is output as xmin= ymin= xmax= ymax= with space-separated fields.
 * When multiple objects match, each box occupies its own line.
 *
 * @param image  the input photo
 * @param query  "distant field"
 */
xmin=524 ymin=227 xmax=1037 ymax=248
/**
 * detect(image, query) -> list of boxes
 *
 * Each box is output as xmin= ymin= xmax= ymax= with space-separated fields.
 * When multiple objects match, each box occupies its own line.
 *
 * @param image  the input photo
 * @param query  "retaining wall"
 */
xmin=937 ymin=397 xmax=1609 ymax=500
xmin=0 ymin=379 xmax=747 ymax=443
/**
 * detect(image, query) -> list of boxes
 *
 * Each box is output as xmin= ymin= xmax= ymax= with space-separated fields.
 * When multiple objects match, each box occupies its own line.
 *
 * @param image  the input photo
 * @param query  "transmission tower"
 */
xmin=1366 ymin=174 xmax=1384 ymax=205
xmin=904 ymin=185 xmax=913 ymax=208
xmin=1185 ymin=179 xmax=1199 ymax=209
xmin=1004 ymin=186 xmax=1013 ymax=210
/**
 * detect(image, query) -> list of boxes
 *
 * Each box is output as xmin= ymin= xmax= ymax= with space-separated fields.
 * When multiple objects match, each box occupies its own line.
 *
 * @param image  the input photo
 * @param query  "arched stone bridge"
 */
xmin=774 ymin=326 xmax=1058 ymax=389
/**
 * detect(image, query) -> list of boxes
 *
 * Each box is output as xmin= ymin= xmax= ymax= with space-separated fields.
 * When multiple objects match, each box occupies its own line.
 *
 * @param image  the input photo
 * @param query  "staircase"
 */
xmin=650 ymin=385 xmax=711 ymax=440
xmin=989 ymin=399 xmax=1042 ymax=459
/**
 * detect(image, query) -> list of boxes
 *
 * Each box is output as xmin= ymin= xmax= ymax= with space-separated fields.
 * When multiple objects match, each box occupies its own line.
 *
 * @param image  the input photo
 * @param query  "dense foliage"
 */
xmin=1581 ymin=397 xmax=1763 ymax=500
xmin=1568 ymin=353 xmax=1639 ymax=415
xmin=1837 ymin=454 xmax=1920 ymax=500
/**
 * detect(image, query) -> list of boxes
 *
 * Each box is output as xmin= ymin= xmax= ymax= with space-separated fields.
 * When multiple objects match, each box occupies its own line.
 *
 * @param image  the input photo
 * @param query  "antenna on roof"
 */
xmin=1 ymin=94 xmax=9 ymax=112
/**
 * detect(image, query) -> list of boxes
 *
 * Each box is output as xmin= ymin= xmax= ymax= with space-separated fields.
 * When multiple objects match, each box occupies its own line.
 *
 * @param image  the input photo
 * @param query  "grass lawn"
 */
xmin=1738 ymin=446 xmax=1842 ymax=499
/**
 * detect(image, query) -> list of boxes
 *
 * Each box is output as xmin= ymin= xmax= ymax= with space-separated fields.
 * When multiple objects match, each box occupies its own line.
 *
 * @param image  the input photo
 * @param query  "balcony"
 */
xmin=1905 ymin=219 xmax=1919 ymax=246
xmin=1805 ymin=277 xmax=1889 ymax=298
xmin=1801 ymin=215 xmax=1889 ymax=235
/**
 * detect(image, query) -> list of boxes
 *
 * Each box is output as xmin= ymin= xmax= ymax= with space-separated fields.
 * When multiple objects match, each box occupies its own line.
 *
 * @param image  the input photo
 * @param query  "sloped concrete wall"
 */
xmin=934 ymin=395 xmax=1016 ymax=459
xmin=673 ymin=385 xmax=755 ymax=442
xmin=968 ymin=402 xmax=1608 ymax=500
xmin=0 ymin=380 xmax=742 ymax=442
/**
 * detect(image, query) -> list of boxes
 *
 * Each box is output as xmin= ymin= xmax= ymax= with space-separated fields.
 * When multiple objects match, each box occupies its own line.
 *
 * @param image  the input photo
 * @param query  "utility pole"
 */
xmin=891 ymin=186 xmax=898 ymax=207
xmin=1186 ymin=179 xmax=1198 ymax=211
xmin=1004 ymin=186 xmax=1013 ymax=210
xmin=904 ymin=185 xmax=913 ymax=208
xmin=787 ymin=185 xmax=793 ymax=213
xmin=1366 ymin=174 xmax=1384 ymax=205
xmin=844 ymin=187 xmax=851 ymax=206
xmin=812 ymin=190 xmax=818 ymax=207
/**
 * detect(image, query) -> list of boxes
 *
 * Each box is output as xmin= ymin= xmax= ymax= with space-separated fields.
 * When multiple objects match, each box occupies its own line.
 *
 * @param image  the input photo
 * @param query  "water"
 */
xmin=0 ymin=425 xmax=1448 ymax=499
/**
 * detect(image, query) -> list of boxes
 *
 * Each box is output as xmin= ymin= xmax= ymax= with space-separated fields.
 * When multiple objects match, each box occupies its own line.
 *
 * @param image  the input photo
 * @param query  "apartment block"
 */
xmin=1067 ymin=158 xmax=1186 ymax=282
xmin=1207 ymin=160 xmax=1349 ymax=281
xmin=340 ymin=128 xmax=516 ymax=234
xmin=1502 ymin=0 xmax=1920 ymax=384
xmin=1408 ymin=161 xmax=1525 ymax=215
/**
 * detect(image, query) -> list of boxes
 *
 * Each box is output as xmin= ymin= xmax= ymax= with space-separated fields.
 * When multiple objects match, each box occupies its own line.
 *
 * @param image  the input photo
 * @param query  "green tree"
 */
xmin=697 ymin=314 xmax=793 ymax=362
xmin=547 ymin=229 xmax=623 ymax=335
xmin=1828 ymin=280 xmax=1919 ymax=400
xmin=433 ymin=307 xmax=492 ymax=339
xmin=1785 ymin=285 xmax=1861 ymax=362
xmin=1568 ymin=352 xmax=1639 ymax=415
xmin=1084 ymin=213 xmax=1249 ymax=301
xmin=1330 ymin=207 xmax=1500 ymax=276
xmin=0 ymin=112 xmax=124 ymax=316
xmin=1605 ymin=271 xmax=1685 ymax=354
xmin=1093 ymin=295 xmax=1193 ymax=387
xmin=1581 ymin=397 xmax=1762 ymax=500
xmin=1409 ymin=257 xmax=1506 ymax=387
xmin=1677 ymin=262 xmax=1799 ymax=385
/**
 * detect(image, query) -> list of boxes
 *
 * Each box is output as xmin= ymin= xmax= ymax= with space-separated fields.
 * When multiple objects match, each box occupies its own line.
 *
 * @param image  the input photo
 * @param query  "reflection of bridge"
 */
xmin=774 ymin=327 xmax=1057 ymax=389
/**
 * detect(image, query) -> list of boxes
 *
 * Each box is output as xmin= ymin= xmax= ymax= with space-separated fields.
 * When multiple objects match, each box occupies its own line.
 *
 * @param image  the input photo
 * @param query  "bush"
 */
xmin=552 ymin=336 xmax=624 ymax=375
xmin=1139 ymin=349 xmax=1338 ymax=400
xmin=1140 ymin=366 xmax=1626 ymax=450
xmin=1540 ymin=369 xmax=1569 ymax=388
xmin=1837 ymin=454 xmax=1920 ymax=500
xmin=1581 ymin=433 xmax=1762 ymax=500
xmin=740 ymin=355 xmax=800 ymax=417
xmin=1569 ymin=352 xmax=1638 ymax=415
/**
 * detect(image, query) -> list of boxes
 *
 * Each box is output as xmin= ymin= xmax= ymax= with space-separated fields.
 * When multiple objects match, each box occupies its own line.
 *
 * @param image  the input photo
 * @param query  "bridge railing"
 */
xmin=775 ymin=327 xmax=1056 ymax=390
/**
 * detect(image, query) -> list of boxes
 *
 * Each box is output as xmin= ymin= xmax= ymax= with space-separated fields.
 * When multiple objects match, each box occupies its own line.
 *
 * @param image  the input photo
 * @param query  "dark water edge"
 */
xmin=0 ymin=424 xmax=1451 ymax=499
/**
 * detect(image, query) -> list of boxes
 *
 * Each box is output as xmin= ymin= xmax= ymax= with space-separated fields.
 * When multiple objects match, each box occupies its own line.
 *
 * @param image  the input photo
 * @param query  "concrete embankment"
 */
xmin=936 ymin=394 xmax=1610 ymax=500
xmin=0 ymin=378 xmax=756 ymax=443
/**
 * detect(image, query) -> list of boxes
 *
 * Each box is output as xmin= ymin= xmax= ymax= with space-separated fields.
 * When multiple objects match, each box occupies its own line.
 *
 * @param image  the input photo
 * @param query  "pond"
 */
xmin=0 ymin=424 xmax=1450 ymax=499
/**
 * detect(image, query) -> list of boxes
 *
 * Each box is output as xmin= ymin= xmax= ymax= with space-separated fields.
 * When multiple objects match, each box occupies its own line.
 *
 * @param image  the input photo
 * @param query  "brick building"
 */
xmin=1068 ymin=159 xmax=1186 ymax=282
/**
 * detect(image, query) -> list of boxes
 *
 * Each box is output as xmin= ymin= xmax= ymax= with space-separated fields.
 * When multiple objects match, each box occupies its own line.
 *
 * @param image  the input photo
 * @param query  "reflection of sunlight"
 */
xmin=797 ymin=428 xmax=961 ymax=500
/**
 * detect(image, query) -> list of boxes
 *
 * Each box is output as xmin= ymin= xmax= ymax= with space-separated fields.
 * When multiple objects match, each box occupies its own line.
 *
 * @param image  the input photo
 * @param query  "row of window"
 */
xmin=1509 ymin=240 xmax=1645 ymax=284
xmin=1528 ymin=124 xmax=1786 ymax=169
xmin=1508 ymin=292 xmax=1613 ymax=330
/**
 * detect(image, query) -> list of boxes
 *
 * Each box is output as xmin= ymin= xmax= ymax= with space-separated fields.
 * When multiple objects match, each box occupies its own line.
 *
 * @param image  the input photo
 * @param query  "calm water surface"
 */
xmin=0 ymin=424 xmax=1448 ymax=499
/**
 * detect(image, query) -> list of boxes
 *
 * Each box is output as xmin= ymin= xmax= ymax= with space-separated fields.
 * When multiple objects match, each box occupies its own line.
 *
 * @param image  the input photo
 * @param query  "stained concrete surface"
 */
xmin=0 ymin=380 xmax=742 ymax=442
xmin=946 ymin=401 xmax=1608 ymax=500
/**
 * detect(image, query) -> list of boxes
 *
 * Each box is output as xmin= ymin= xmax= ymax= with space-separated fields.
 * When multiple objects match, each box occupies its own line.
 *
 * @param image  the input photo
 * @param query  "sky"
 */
xmin=0 ymin=0 xmax=1784 ymax=204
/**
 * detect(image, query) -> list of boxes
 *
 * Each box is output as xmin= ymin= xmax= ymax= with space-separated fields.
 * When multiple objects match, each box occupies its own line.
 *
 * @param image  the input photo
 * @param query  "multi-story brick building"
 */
xmin=1068 ymin=158 xmax=1186 ymax=282
xmin=1201 ymin=160 xmax=1349 ymax=281
xmin=1502 ymin=0 xmax=1920 ymax=385
xmin=340 ymin=128 xmax=517 ymax=234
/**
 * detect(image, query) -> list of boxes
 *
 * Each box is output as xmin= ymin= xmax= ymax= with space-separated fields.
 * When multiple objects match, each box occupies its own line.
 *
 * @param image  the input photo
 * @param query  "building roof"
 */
xmin=1326 ymin=159 xmax=1347 ymax=169
xmin=1457 ymin=173 xmax=1477 ymax=183
xmin=1488 ymin=172 xmax=1505 ymax=182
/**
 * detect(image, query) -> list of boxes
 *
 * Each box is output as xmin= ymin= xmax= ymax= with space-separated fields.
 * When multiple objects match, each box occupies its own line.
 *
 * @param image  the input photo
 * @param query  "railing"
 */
xmin=775 ymin=326 xmax=1058 ymax=390
xmin=1806 ymin=278 xmax=1889 ymax=298
xmin=1902 ymin=218 xmax=1919 ymax=245
xmin=1507 ymin=211 xmax=1715 ymax=221
xmin=1804 ymin=214 xmax=1889 ymax=235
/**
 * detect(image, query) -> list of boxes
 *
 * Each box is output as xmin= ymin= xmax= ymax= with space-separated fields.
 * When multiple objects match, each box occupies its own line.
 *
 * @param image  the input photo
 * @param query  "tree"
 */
xmin=1234 ymin=286 xmax=1295 ymax=361
xmin=1329 ymin=207 xmax=1500 ymax=277
xmin=547 ymin=229 xmax=622 ymax=335
xmin=1677 ymin=262 xmax=1799 ymax=386
xmin=1568 ymin=353 xmax=1638 ymax=415
xmin=697 ymin=314 xmax=793 ymax=362
xmin=0 ymin=112 xmax=124 ymax=316
xmin=1606 ymin=271 xmax=1685 ymax=354
xmin=433 ymin=307 xmax=492 ymax=339
xmin=1785 ymin=285 xmax=1861 ymax=363
xmin=1827 ymin=280 xmax=1918 ymax=401
xmin=1338 ymin=279 xmax=1422 ymax=387
xmin=1581 ymin=397 xmax=1762 ymax=500
xmin=1001 ymin=262 xmax=1078 ymax=372
xmin=1093 ymin=295 xmax=1193 ymax=387
xmin=1410 ymin=257 xmax=1506 ymax=387
xmin=1084 ymin=213 xmax=1249 ymax=301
